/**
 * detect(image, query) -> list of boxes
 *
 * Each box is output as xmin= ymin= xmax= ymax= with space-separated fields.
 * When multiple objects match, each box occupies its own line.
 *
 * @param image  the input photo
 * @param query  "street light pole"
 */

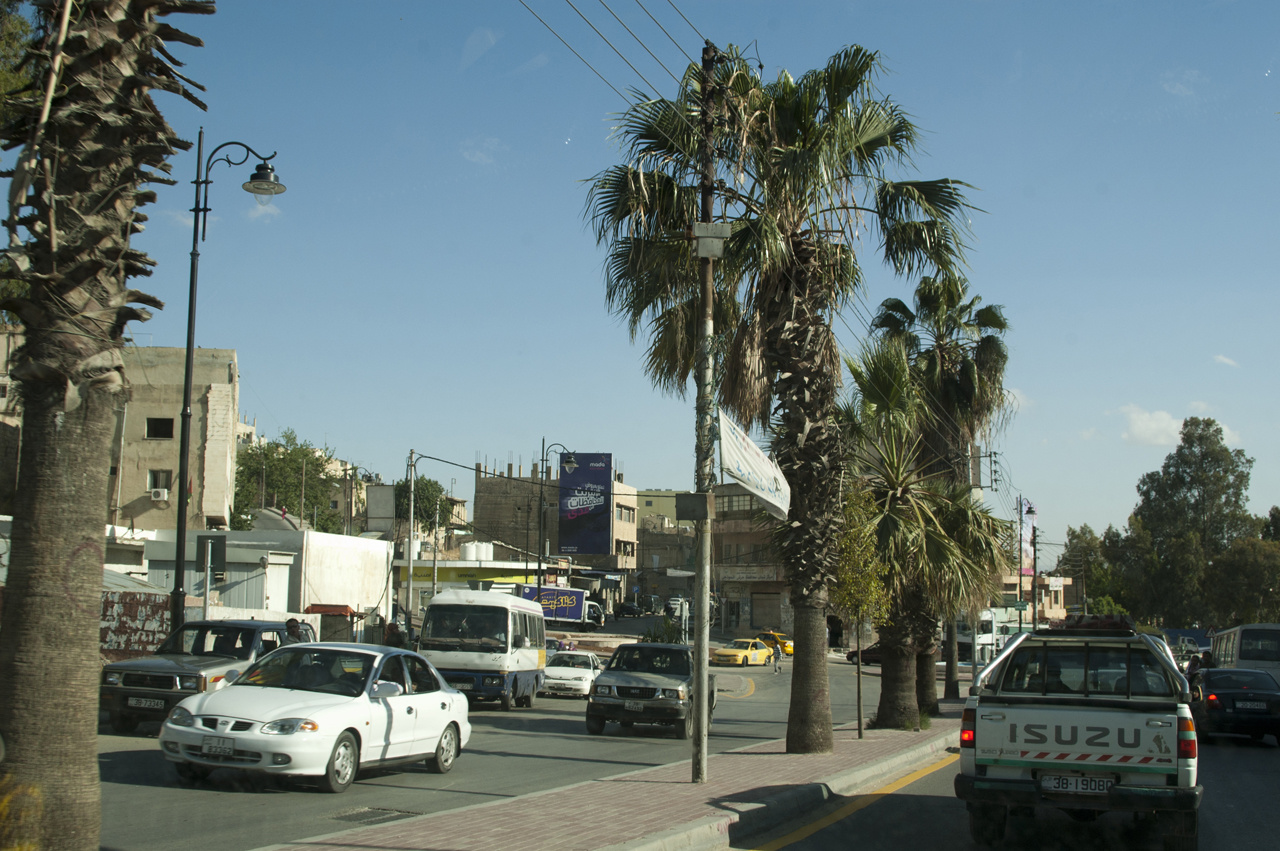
xmin=171 ymin=128 xmax=285 ymax=631
xmin=536 ymin=438 xmax=576 ymax=600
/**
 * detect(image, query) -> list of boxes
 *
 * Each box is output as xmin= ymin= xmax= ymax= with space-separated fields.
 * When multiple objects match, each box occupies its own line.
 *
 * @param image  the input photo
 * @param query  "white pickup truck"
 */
xmin=954 ymin=619 xmax=1202 ymax=851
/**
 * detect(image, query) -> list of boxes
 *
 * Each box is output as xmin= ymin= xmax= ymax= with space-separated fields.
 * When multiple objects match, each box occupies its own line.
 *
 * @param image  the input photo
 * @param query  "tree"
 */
xmin=830 ymin=486 xmax=890 ymax=737
xmin=1204 ymin=539 xmax=1280 ymax=625
xmin=1057 ymin=524 xmax=1124 ymax=610
xmin=393 ymin=474 xmax=448 ymax=542
xmin=588 ymin=45 xmax=972 ymax=754
xmin=0 ymin=3 xmax=212 ymax=848
xmin=231 ymin=429 xmax=344 ymax=532
xmin=870 ymin=271 xmax=1010 ymax=698
xmin=1261 ymin=506 xmax=1280 ymax=542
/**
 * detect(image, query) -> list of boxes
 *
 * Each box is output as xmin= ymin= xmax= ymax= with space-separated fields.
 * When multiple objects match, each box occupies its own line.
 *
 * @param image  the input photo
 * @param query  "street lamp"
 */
xmin=536 ymin=439 xmax=577 ymax=597
xmin=171 ymin=128 xmax=285 ymax=631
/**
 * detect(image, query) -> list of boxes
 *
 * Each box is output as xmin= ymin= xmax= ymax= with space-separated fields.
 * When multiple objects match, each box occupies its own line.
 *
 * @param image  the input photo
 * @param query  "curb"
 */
xmin=597 ymin=726 xmax=957 ymax=851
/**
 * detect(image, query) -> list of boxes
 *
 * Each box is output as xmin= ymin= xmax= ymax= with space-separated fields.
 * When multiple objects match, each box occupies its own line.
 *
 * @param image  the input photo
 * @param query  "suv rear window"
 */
xmin=998 ymin=642 xmax=1174 ymax=698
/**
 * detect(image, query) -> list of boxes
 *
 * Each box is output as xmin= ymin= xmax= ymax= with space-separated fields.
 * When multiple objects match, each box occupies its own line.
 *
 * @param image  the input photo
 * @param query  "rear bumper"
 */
xmin=955 ymin=774 xmax=1202 ymax=813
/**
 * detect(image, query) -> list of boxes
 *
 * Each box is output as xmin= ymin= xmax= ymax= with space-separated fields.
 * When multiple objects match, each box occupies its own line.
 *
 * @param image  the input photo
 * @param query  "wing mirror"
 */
xmin=371 ymin=680 xmax=404 ymax=699
xmin=513 ymin=635 xmax=528 ymax=649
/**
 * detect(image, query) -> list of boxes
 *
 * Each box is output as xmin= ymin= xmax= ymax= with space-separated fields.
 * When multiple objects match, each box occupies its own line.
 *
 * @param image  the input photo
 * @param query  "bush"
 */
xmin=640 ymin=616 xmax=684 ymax=644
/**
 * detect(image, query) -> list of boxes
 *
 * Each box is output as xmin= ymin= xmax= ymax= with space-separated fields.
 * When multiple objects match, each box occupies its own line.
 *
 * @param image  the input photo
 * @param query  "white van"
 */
xmin=418 ymin=589 xmax=546 ymax=710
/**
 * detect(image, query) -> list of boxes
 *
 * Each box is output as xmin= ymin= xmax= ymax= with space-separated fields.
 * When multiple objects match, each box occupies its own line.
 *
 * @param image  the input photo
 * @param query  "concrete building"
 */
xmin=712 ymin=481 xmax=788 ymax=633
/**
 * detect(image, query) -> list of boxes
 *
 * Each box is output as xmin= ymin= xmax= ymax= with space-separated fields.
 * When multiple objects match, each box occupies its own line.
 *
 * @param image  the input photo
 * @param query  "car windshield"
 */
xmin=157 ymin=624 xmax=257 ymax=660
xmin=608 ymin=646 xmax=691 ymax=676
xmin=234 ymin=647 xmax=374 ymax=697
xmin=419 ymin=605 xmax=509 ymax=652
xmin=727 ymin=640 xmax=753 ymax=649
xmin=550 ymin=654 xmax=593 ymax=669
xmin=1206 ymin=670 xmax=1279 ymax=690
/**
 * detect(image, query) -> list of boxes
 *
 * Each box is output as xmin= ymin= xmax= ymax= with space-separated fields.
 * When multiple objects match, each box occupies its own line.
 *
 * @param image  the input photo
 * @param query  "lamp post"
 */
xmin=536 ymin=439 xmax=577 ymax=598
xmin=171 ymin=128 xmax=285 ymax=631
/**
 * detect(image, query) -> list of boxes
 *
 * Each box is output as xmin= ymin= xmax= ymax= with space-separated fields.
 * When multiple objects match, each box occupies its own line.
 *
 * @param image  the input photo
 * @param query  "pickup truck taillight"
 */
xmin=1177 ymin=716 xmax=1197 ymax=760
xmin=960 ymin=708 xmax=975 ymax=748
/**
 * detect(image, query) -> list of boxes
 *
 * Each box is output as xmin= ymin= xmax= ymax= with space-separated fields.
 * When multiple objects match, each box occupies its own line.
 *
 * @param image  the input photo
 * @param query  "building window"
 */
xmin=109 ymin=465 xmax=118 ymax=477
xmin=615 ymin=540 xmax=635 ymax=558
xmin=715 ymin=494 xmax=756 ymax=514
xmin=145 ymin=417 xmax=174 ymax=439
xmin=330 ymin=500 xmax=339 ymax=510
xmin=148 ymin=469 xmax=173 ymax=490
xmin=644 ymin=500 xmax=653 ymax=507
xmin=0 ymin=383 xmax=7 ymax=398
xmin=615 ymin=504 xmax=635 ymax=523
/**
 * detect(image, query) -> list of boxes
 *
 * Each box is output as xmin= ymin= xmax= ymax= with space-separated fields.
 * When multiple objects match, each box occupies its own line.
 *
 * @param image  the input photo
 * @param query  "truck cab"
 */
xmin=955 ymin=616 xmax=1200 ymax=850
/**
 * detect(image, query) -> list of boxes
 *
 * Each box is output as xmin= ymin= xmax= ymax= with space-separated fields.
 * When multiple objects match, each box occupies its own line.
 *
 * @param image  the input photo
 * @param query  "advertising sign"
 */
xmin=558 ymin=452 xmax=611 ymax=555
xmin=718 ymin=411 xmax=791 ymax=520
xmin=517 ymin=585 xmax=586 ymax=620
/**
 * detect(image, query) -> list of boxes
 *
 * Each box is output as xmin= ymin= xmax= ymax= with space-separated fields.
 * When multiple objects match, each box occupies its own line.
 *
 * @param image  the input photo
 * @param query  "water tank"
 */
xmin=460 ymin=541 xmax=478 ymax=561
xmin=478 ymin=542 xmax=494 ymax=561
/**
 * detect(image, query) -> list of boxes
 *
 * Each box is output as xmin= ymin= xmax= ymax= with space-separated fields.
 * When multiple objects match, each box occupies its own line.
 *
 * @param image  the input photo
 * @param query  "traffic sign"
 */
xmin=1013 ymin=600 xmax=1029 ymax=611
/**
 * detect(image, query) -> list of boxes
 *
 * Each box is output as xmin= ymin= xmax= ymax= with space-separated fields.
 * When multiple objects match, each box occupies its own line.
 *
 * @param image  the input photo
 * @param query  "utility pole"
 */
xmin=691 ymin=40 xmax=718 ymax=785
xmin=1017 ymin=496 xmax=1024 ymax=635
xmin=1031 ymin=526 xmax=1039 ymax=630
xmin=406 ymin=450 xmax=416 ymax=630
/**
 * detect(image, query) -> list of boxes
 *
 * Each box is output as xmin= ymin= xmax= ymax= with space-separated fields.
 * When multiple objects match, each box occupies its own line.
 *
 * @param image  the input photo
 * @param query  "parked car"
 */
xmin=101 ymin=619 xmax=316 ymax=734
xmin=540 ymin=651 xmax=603 ymax=698
xmin=1189 ymin=667 xmax=1280 ymax=743
xmin=586 ymin=643 xmax=714 ymax=739
xmin=158 ymin=643 xmax=470 ymax=793
xmin=616 ymin=602 xmax=643 ymax=618
xmin=755 ymin=631 xmax=794 ymax=657
xmin=847 ymin=642 xmax=884 ymax=665
xmin=712 ymin=639 xmax=772 ymax=667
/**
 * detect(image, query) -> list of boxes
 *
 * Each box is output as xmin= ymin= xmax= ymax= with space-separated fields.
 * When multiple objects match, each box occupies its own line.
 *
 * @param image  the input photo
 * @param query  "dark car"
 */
xmin=1190 ymin=667 xmax=1280 ymax=743
xmin=847 ymin=642 xmax=884 ymax=665
xmin=616 ymin=602 xmax=643 ymax=618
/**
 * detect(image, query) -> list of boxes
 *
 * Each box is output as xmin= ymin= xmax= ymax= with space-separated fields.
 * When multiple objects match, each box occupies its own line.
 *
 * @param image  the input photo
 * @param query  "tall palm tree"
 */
xmin=0 ymin=3 xmax=209 ymax=848
xmin=871 ymin=272 xmax=1010 ymax=699
xmin=588 ymin=46 xmax=972 ymax=753
xmin=841 ymin=338 xmax=1007 ymax=728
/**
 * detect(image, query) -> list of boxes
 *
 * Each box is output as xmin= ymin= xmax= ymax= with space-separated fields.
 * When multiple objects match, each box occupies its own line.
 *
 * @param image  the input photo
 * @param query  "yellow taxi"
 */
xmin=712 ymin=639 xmax=772 ymax=667
xmin=755 ymin=631 xmax=794 ymax=656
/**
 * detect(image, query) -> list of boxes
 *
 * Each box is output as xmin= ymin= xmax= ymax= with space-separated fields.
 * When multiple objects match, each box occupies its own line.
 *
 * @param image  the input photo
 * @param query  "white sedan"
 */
xmin=158 ymin=643 xmax=470 ymax=793
xmin=539 ymin=651 xmax=603 ymax=698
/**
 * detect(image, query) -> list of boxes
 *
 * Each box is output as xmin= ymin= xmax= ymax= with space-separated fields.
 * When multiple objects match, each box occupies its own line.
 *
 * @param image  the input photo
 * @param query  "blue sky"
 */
xmin=129 ymin=1 xmax=1280 ymax=557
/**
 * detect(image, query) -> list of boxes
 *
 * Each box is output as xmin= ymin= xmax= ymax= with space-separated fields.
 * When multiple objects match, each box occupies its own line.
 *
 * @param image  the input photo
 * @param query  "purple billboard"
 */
xmin=558 ymin=452 xmax=611 ymax=555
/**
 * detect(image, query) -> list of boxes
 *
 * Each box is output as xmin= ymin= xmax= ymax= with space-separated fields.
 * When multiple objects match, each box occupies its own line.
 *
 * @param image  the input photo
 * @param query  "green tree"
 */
xmin=1057 ymin=524 xmax=1125 ymax=610
xmin=1204 ymin=539 xmax=1280 ymax=626
xmin=870 ymin=271 xmax=1010 ymax=698
xmin=0 ymin=3 xmax=211 ymax=848
xmin=231 ymin=429 xmax=344 ymax=532
xmin=1261 ymin=506 xmax=1280 ymax=542
xmin=0 ymin=3 xmax=35 ymax=321
xmin=830 ymin=486 xmax=890 ymax=736
xmin=393 ymin=474 xmax=448 ymax=541
xmin=588 ymin=45 xmax=972 ymax=754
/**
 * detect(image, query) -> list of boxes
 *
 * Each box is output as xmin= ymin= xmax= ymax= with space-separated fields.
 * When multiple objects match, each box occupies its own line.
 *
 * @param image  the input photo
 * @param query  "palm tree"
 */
xmin=842 ymin=338 xmax=1007 ymax=728
xmin=871 ymin=272 xmax=1010 ymax=699
xmin=588 ymin=45 xmax=972 ymax=753
xmin=0 ymin=3 xmax=209 ymax=848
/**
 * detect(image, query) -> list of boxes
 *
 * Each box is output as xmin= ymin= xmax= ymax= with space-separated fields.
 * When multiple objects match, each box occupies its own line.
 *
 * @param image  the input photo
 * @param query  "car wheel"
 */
xmin=585 ymin=714 xmax=606 ymax=735
xmin=967 ymin=803 xmax=1006 ymax=846
xmin=740 ymin=656 xmax=748 ymax=667
xmin=173 ymin=762 xmax=210 ymax=784
xmin=109 ymin=712 xmax=139 ymax=735
xmin=318 ymin=731 xmax=359 ymax=793
xmin=676 ymin=712 xmax=693 ymax=740
xmin=428 ymin=723 xmax=459 ymax=774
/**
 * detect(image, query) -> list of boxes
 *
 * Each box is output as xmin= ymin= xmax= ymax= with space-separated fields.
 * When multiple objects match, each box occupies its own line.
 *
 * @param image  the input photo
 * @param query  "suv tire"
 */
xmin=109 ymin=712 xmax=140 ymax=734
xmin=585 ymin=714 xmax=605 ymax=735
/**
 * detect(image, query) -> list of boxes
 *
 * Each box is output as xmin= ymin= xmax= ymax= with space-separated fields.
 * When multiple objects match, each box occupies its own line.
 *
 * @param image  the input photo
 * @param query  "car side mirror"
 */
xmin=371 ymin=680 xmax=404 ymax=699
xmin=513 ymin=635 xmax=527 ymax=649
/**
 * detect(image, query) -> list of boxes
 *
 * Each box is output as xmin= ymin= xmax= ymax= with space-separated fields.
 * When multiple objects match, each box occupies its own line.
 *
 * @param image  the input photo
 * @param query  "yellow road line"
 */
xmin=749 ymin=753 xmax=959 ymax=851
xmin=721 ymin=676 xmax=756 ymax=699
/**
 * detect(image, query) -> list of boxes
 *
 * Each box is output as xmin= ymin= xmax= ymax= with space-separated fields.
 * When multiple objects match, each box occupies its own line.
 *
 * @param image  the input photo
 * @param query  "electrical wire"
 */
xmin=563 ymin=0 xmax=666 ymax=98
xmin=597 ymin=0 xmax=683 ymax=87
xmin=517 ymin=0 xmax=629 ymax=102
xmin=665 ymin=0 xmax=705 ymax=42
xmin=634 ymin=0 xmax=693 ymax=65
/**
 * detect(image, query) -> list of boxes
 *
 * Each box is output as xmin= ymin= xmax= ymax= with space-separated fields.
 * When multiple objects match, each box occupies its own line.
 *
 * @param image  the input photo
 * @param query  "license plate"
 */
xmin=126 ymin=697 xmax=165 ymax=709
xmin=1236 ymin=700 xmax=1267 ymax=710
xmin=624 ymin=700 xmax=644 ymax=712
xmin=1041 ymin=775 xmax=1113 ymax=795
xmin=201 ymin=736 xmax=234 ymax=756
xmin=451 ymin=682 xmax=472 ymax=690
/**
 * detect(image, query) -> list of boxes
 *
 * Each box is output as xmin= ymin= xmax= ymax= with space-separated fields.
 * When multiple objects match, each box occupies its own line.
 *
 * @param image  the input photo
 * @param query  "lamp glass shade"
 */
xmin=243 ymin=162 xmax=286 ymax=204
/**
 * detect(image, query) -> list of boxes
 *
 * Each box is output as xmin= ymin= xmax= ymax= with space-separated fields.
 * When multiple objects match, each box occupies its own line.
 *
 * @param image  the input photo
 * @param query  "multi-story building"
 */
xmin=713 ymin=481 xmax=788 ymax=632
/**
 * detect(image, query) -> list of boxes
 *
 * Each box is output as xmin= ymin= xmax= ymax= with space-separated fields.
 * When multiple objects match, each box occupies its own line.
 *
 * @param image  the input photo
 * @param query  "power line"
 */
xmin=634 ymin=0 xmax=694 ymax=65
xmin=597 ymin=0 xmax=683 ymax=87
xmin=665 ymin=0 xmax=705 ymax=42
xmin=517 ymin=0 xmax=628 ymax=102
xmin=564 ymin=0 xmax=666 ymax=97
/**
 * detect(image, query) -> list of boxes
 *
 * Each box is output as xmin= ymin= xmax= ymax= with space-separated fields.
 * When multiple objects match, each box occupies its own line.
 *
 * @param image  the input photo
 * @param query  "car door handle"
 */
xmin=406 ymin=706 xmax=414 ymax=715
xmin=1146 ymin=719 xmax=1171 ymax=727
xmin=440 ymin=702 xmax=447 ymax=710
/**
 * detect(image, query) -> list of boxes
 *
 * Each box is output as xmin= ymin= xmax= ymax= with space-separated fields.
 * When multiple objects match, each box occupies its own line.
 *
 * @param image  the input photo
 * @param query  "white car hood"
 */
xmin=180 ymin=685 xmax=357 ymax=721
xmin=545 ymin=666 xmax=594 ymax=680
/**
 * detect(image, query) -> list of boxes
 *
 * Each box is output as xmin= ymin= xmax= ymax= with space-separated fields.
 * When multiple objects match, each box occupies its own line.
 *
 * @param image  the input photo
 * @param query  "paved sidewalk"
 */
xmin=251 ymin=700 xmax=962 ymax=851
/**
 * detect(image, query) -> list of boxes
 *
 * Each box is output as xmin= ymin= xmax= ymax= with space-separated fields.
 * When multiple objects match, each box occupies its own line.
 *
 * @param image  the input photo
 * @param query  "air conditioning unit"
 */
xmin=150 ymin=488 xmax=170 ymax=502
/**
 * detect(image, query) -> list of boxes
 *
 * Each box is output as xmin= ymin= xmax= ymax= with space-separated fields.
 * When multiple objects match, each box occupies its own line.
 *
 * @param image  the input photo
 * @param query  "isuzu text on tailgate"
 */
xmin=954 ymin=615 xmax=1201 ymax=851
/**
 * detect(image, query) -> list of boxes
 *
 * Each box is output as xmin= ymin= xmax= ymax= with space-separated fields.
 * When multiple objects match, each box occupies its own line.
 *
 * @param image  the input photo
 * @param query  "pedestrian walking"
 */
xmin=771 ymin=645 xmax=781 ymax=673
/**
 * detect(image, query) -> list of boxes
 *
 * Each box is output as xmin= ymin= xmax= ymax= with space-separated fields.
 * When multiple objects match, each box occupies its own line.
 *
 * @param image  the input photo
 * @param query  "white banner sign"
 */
xmin=718 ymin=411 xmax=791 ymax=521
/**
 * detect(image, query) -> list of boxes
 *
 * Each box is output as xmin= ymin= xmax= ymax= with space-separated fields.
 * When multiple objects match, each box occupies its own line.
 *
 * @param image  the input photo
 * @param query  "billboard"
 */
xmin=718 ymin=411 xmax=790 ymax=520
xmin=558 ymin=452 xmax=611 ymax=555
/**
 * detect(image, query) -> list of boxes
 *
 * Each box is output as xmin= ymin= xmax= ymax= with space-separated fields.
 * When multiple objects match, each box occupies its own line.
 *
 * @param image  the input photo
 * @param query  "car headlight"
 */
xmin=260 ymin=718 xmax=319 ymax=735
xmin=102 ymin=671 xmax=120 ymax=686
xmin=178 ymin=675 xmax=203 ymax=691
xmin=483 ymin=676 xmax=503 ymax=687
xmin=167 ymin=706 xmax=195 ymax=727
xmin=661 ymin=688 xmax=684 ymax=699
xmin=594 ymin=684 xmax=612 ymax=696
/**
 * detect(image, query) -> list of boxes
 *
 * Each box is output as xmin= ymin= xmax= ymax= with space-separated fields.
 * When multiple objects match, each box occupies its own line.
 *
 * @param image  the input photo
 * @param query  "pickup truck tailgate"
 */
xmin=975 ymin=704 xmax=1179 ymax=775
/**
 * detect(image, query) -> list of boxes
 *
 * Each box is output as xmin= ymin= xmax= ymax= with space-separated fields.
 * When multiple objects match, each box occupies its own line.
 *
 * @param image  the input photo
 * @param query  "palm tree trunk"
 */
xmin=943 ymin=619 xmax=961 ymax=699
xmin=874 ymin=617 xmax=918 ymax=729
xmin=0 ymin=382 xmax=114 ymax=850
xmin=785 ymin=588 xmax=833 ymax=752
xmin=916 ymin=642 xmax=940 ymax=717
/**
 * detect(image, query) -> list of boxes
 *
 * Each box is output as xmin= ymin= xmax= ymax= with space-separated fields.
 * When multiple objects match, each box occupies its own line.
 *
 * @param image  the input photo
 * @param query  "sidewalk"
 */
xmin=251 ymin=698 xmax=963 ymax=851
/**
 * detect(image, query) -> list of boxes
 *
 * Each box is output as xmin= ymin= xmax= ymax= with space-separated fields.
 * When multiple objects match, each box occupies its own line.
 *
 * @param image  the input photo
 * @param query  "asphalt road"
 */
xmin=734 ymin=728 xmax=1280 ymax=851
xmin=99 ymin=630 xmax=882 ymax=851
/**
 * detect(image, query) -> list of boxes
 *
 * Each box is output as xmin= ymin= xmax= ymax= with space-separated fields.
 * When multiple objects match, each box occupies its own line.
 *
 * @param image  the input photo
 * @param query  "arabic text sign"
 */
xmin=718 ymin=412 xmax=790 ymax=520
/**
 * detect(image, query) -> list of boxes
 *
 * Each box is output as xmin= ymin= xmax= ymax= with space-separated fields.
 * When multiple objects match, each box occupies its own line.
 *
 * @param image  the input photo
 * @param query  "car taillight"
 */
xmin=1177 ymin=716 xmax=1197 ymax=760
xmin=960 ymin=708 xmax=975 ymax=748
xmin=1206 ymin=692 xmax=1221 ymax=709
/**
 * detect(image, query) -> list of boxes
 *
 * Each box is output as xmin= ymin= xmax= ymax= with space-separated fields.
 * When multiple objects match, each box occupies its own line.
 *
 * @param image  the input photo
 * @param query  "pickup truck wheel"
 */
xmin=319 ymin=731 xmax=359 ymax=793
xmin=676 ymin=712 xmax=693 ymax=740
xmin=109 ymin=712 xmax=139 ymax=734
xmin=428 ymin=723 xmax=459 ymax=774
xmin=585 ymin=714 xmax=605 ymax=735
xmin=967 ymin=803 xmax=1006 ymax=846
